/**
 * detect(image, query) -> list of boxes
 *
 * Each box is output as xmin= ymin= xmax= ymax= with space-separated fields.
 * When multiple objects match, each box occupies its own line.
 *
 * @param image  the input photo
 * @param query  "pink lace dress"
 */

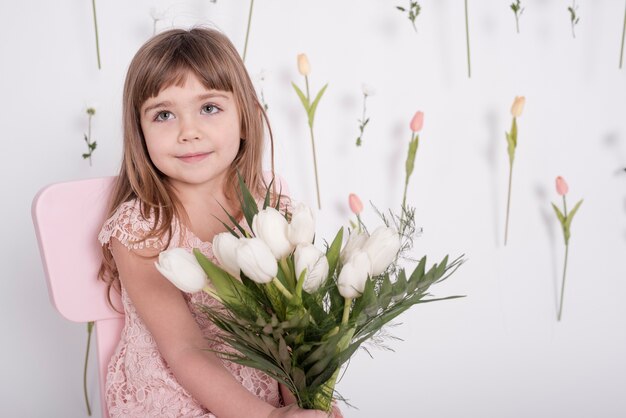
xmin=98 ymin=199 xmax=282 ymax=417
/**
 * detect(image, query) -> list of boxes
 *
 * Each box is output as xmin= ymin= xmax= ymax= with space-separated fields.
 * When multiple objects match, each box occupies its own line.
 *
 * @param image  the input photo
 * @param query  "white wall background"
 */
xmin=2 ymin=1 xmax=625 ymax=417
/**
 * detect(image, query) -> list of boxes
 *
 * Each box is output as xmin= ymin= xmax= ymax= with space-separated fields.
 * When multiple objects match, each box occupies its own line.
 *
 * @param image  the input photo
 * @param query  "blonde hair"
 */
xmin=99 ymin=27 xmax=274 ymax=301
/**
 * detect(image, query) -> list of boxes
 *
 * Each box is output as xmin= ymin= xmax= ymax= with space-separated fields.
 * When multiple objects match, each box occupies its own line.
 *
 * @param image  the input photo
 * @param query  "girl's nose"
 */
xmin=178 ymin=115 xmax=202 ymax=142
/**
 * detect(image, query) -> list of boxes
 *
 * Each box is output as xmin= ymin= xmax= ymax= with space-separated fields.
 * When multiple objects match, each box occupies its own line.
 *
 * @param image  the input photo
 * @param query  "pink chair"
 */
xmin=32 ymin=176 xmax=123 ymax=418
xmin=31 ymin=172 xmax=289 ymax=418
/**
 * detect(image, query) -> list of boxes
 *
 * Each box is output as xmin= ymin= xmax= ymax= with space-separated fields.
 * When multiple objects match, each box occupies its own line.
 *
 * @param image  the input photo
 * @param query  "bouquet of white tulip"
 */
xmin=156 ymin=176 xmax=464 ymax=412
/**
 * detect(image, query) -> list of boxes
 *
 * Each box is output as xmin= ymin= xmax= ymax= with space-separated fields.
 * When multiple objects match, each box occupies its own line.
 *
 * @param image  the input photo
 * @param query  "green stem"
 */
xmin=279 ymin=258 xmax=294 ymax=288
xmin=242 ymin=0 xmax=255 ymax=62
xmin=88 ymin=114 xmax=93 ymax=166
xmin=272 ymin=277 xmax=293 ymax=299
xmin=91 ymin=0 xmax=101 ymax=70
xmin=305 ymin=76 xmax=310 ymax=103
xmin=504 ymin=162 xmax=514 ymax=246
xmin=83 ymin=322 xmax=93 ymax=416
xmin=465 ymin=0 xmax=471 ymax=78
xmin=619 ymin=0 xmax=626 ymax=69
xmin=342 ymin=298 xmax=352 ymax=325
xmin=515 ymin=14 xmax=520 ymax=34
xmin=309 ymin=124 xmax=322 ymax=210
xmin=557 ymin=243 xmax=570 ymax=321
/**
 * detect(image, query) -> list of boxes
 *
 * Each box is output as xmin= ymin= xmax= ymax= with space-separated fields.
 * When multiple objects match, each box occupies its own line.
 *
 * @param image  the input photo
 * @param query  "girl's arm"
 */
xmin=111 ymin=239 xmax=327 ymax=418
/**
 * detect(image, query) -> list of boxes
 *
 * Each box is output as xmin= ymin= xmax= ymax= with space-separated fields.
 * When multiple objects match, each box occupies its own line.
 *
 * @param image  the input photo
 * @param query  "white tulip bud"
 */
xmin=252 ymin=207 xmax=294 ymax=260
xmin=287 ymin=203 xmax=316 ymax=246
xmin=294 ymin=243 xmax=329 ymax=293
xmin=212 ymin=232 xmax=241 ymax=278
xmin=340 ymin=231 xmax=368 ymax=265
xmin=362 ymin=227 xmax=401 ymax=276
xmin=337 ymin=251 xmax=371 ymax=299
xmin=155 ymin=248 xmax=207 ymax=293
xmin=236 ymin=238 xmax=278 ymax=284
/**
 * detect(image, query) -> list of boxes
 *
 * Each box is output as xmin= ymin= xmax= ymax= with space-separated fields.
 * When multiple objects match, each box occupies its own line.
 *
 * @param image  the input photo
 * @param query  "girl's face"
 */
xmin=140 ymin=72 xmax=241 ymax=195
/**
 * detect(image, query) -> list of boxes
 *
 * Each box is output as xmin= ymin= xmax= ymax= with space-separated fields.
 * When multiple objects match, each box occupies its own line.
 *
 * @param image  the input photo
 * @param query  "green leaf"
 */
xmin=263 ymin=177 xmax=275 ymax=210
xmin=237 ymin=172 xmax=259 ymax=229
xmin=193 ymin=249 xmax=247 ymax=308
xmin=215 ymin=200 xmax=247 ymax=237
xmin=393 ymin=269 xmax=408 ymax=297
xmin=325 ymin=228 xmax=343 ymax=280
xmin=307 ymin=83 xmax=328 ymax=128
xmin=551 ymin=203 xmax=565 ymax=225
xmin=565 ymin=199 xmax=583 ymax=230
xmin=407 ymin=257 xmax=426 ymax=293
xmin=292 ymin=82 xmax=310 ymax=111
xmin=405 ymin=136 xmax=419 ymax=179
xmin=278 ymin=337 xmax=291 ymax=372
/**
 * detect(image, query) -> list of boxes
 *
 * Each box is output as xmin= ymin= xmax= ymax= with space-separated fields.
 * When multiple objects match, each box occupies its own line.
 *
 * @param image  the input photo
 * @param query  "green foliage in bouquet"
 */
xmin=188 ymin=175 xmax=464 ymax=412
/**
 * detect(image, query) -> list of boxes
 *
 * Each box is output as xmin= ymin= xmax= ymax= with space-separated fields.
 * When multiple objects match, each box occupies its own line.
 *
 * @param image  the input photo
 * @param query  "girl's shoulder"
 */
xmin=98 ymin=198 xmax=165 ymax=250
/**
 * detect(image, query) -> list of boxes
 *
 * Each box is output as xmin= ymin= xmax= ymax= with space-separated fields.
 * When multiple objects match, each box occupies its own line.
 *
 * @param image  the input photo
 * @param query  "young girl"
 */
xmin=98 ymin=28 xmax=340 ymax=418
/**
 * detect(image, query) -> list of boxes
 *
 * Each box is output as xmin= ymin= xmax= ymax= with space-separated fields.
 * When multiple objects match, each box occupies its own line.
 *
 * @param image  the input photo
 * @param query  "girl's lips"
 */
xmin=177 ymin=152 xmax=211 ymax=163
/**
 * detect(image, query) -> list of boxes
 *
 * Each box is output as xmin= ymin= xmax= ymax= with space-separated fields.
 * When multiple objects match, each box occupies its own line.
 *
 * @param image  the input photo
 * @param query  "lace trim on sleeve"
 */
xmin=98 ymin=199 xmax=165 ymax=250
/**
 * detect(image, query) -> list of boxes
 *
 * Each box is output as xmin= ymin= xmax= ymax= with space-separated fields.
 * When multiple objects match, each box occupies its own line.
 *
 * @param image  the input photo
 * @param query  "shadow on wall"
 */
xmin=483 ymin=108 xmax=501 ymax=248
xmin=534 ymin=182 xmax=560 ymax=315
xmin=602 ymin=131 xmax=626 ymax=242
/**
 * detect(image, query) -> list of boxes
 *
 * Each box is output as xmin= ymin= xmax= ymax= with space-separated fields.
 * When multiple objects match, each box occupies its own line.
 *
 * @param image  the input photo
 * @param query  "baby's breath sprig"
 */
xmin=396 ymin=1 xmax=422 ymax=32
xmin=83 ymin=108 xmax=97 ymax=166
xmin=356 ymin=84 xmax=374 ymax=147
xmin=510 ymin=0 xmax=524 ymax=33
xmin=255 ymin=71 xmax=269 ymax=112
xmin=568 ymin=0 xmax=581 ymax=39
xmin=372 ymin=203 xmax=422 ymax=270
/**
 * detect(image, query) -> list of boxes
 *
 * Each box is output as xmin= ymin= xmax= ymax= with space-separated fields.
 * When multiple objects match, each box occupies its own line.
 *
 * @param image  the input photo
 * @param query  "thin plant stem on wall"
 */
xmin=510 ymin=0 xmax=524 ymax=34
xmin=567 ymin=0 xmax=580 ymax=39
xmin=83 ymin=322 xmax=94 ymax=416
xmin=242 ymin=0 xmax=255 ymax=62
xmin=356 ymin=84 xmax=374 ymax=147
xmin=465 ymin=0 xmax=471 ymax=77
xmin=91 ymin=0 xmax=101 ymax=69
xmin=83 ymin=107 xmax=97 ymax=165
xmin=619 ymin=2 xmax=626 ymax=70
xmin=504 ymin=96 xmax=525 ymax=246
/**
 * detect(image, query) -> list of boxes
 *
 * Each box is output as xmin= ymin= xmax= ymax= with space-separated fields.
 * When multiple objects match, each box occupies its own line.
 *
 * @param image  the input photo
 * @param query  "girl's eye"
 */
xmin=155 ymin=111 xmax=173 ymax=122
xmin=202 ymin=104 xmax=219 ymax=115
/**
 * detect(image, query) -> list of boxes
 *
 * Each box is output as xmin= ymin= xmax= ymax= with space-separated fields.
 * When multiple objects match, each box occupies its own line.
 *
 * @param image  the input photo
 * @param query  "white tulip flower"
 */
xmin=212 ymin=233 xmax=242 ymax=278
xmin=252 ymin=207 xmax=294 ymax=260
xmin=236 ymin=238 xmax=278 ymax=284
xmin=340 ymin=231 xmax=368 ymax=265
xmin=294 ymin=243 xmax=329 ymax=293
xmin=287 ymin=203 xmax=316 ymax=246
xmin=362 ymin=226 xmax=401 ymax=276
xmin=155 ymin=248 xmax=207 ymax=293
xmin=337 ymin=251 xmax=371 ymax=299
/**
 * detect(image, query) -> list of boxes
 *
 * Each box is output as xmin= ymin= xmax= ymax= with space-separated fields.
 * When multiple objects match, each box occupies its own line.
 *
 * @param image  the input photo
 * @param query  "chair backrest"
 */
xmin=31 ymin=172 xmax=289 ymax=418
xmin=32 ymin=176 xmax=123 ymax=418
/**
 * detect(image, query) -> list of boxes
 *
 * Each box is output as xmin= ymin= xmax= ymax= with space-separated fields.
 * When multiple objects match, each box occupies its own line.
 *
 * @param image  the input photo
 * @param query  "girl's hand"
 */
xmin=268 ymin=404 xmax=338 ymax=418
xmin=330 ymin=403 xmax=344 ymax=418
